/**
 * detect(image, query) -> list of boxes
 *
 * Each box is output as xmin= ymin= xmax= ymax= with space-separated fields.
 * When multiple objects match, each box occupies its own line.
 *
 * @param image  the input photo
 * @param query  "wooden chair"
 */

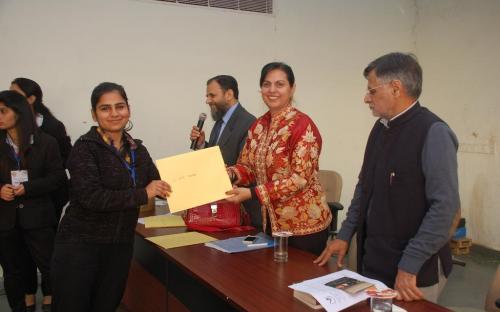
xmin=318 ymin=170 xmax=344 ymax=238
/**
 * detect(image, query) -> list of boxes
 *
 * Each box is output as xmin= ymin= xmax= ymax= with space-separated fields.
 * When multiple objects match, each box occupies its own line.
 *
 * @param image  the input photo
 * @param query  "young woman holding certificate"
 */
xmin=51 ymin=82 xmax=171 ymax=312
xmin=0 ymin=90 xmax=66 ymax=312
xmin=226 ymin=62 xmax=332 ymax=255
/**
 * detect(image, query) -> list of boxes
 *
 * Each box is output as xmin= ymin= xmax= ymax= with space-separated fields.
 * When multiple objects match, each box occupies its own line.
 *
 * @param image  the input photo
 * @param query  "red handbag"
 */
xmin=183 ymin=201 xmax=253 ymax=232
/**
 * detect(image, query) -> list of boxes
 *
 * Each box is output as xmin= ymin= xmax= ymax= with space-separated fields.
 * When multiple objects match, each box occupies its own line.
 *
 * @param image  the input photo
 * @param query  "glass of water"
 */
xmin=370 ymin=295 xmax=393 ymax=312
xmin=272 ymin=231 xmax=293 ymax=262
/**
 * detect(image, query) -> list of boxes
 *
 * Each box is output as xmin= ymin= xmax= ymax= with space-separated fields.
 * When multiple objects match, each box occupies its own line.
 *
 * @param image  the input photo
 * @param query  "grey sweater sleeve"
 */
xmin=336 ymin=181 xmax=363 ymax=242
xmin=398 ymin=122 xmax=460 ymax=274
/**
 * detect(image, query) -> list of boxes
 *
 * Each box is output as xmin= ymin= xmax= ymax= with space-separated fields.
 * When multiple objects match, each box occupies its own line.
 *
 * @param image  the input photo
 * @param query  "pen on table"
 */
xmin=247 ymin=242 xmax=270 ymax=248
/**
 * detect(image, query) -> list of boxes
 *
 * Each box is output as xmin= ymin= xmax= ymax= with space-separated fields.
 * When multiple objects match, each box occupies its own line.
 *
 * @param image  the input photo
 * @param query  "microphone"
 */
xmin=190 ymin=113 xmax=207 ymax=150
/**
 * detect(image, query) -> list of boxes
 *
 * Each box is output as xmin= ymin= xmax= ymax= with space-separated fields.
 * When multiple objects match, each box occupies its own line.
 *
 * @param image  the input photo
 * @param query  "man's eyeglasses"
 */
xmin=366 ymin=83 xmax=389 ymax=96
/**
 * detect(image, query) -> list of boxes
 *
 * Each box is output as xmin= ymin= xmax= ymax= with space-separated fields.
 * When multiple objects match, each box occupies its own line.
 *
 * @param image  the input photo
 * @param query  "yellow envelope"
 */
xmin=143 ymin=215 xmax=186 ymax=228
xmin=156 ymin=146 xmax=232 ymax=213
xmin=146 ymin=231 xmax=217 ymax=249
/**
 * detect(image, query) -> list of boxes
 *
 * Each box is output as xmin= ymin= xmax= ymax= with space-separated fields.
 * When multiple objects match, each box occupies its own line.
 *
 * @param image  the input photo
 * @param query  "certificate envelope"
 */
xmin=155 ymin=146 xmax=232 ymax=213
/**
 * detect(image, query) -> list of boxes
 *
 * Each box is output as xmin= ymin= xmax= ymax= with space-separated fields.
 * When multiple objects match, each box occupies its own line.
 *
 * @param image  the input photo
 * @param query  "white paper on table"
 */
xmin=289 ymin=269 xmax=388 ymax=312
xmin=393 ymin=304 xmax=407 ymax=312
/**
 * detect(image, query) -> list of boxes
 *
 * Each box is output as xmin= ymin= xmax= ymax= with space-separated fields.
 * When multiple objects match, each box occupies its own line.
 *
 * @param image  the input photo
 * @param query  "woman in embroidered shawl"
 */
xmin=226 ymin=62 xmax=332 ymax=255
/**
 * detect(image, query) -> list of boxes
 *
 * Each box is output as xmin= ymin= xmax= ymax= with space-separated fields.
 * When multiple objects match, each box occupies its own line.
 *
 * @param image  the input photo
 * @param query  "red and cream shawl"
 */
xmin=230 ymin=106 xmax=332 ymax=235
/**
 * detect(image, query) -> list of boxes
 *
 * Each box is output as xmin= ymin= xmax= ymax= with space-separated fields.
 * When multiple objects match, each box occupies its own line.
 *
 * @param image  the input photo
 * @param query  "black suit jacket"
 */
xmin=40 ymin=114 xmax=72 ymax=166
xmin=40 ymin=114 xmax=72 ymax=218
xmin=0 ymin=131 xmax=67 ymax=230
xmin=207 ymin=103 xmax=256 ymax=166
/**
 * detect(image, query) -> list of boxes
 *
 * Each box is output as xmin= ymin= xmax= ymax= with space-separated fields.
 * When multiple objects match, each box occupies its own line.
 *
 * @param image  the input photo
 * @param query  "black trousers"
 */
xmin=288 ymin=227 xmax=329 ymax=255
xmin=0 ymin=225 xmax=55 ymax=312
xmin=264 ymin=215 xmax=329 ymax=256
xmin=21 ymin=226 xmax=55 ymax=297
xmin=24 ymin=228 xmax=62 ymax=296
xmin=0 ymin=227 xmax=26 ymax=312
xmin=24 ymin=251 xmax=39 ymax=295
xmin=51 ymin=242 xmax=133 ymax=312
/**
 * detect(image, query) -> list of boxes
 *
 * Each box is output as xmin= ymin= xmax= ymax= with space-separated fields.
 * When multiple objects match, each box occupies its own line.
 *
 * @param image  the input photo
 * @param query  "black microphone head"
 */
xmin=191 ymin=113 xmax=207 ymax=150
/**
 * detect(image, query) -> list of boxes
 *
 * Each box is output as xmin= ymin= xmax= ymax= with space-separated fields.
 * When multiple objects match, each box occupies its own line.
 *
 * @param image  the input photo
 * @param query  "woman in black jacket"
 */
xmin=10 ymin=78 xmax=71 ymax=214
xmin=51 ymin=82 xmax=171 ymax=312
xmin=0 ymin=90 xmax=66 ymax=312
xmin=10 ymin=77 xmax=72 ymax=311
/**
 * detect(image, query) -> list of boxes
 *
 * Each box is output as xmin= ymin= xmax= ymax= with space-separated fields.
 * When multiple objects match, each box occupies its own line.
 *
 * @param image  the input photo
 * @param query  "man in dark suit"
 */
xmin=190 ymin=75 xmax=256 ymax=166
xmin=190 ymin=75 xmax=261 ymax=227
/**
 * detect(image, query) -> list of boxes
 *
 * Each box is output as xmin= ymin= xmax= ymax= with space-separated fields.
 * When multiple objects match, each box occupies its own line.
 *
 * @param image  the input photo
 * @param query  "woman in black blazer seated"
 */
xmin=51 ymin=82 xmax=171 ymax=312
xmin=10 ymin=77 xmax=72 ymax=311
xmin=0 ymin=90 xmax=66 ymax=312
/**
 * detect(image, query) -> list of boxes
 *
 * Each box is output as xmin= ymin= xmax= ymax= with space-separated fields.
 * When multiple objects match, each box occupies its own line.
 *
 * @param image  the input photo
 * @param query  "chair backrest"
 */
xmin=318 ymin=170 xmax=342 ymax=203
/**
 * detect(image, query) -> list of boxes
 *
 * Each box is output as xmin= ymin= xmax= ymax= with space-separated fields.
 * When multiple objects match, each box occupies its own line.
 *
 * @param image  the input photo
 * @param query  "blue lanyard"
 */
xmin=112 ymin=145 xmax=136 ymax=187
xmin=106 ymin=135 xmax=137 ymax=186
xmin=8 ymin=145 xmax=21 ymax=170
xmin=124 ymin=149 xmax=136 ymax=187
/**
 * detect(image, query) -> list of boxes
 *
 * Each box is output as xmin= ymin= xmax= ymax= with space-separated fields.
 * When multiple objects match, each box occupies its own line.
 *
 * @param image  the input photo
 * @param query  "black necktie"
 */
xmin=209 ymin=120 xmax=223 ymax=146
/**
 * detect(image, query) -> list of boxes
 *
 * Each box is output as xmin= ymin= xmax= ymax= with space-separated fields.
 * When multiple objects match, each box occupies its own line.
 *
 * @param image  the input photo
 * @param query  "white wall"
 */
xmin=0 ymin=0 xmax=417 ymax=222
xmin=1 ymin=0 xmax=496 ymax=249
xmin=415 ymin=0 xmax=500 ymax=250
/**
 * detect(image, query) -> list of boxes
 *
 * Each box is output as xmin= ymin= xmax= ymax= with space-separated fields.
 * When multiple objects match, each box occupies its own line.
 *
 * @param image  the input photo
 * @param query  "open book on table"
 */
xmin=289 ymin=270 xmax=388 ymax=312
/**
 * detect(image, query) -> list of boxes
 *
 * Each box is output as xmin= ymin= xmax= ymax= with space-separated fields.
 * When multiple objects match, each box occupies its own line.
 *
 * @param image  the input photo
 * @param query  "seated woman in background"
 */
xmin=51 ymin=82 xmax=171 ymax=312
xmin=226 ymin=62 xmax=332 ymax=255
xmin=0 ymin=90 xmax=66 ymax=312
xmin=10 ymin=77 xmax=72 ymax=312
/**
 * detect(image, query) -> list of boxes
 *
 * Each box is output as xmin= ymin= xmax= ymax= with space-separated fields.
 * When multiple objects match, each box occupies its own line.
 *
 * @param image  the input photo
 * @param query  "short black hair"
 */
xmin=260 ymin=62 xmax=295 ymax=87
xmin=363 ymin=52 xmax=422 ymax=99
xmin=90 ymin=82 xmax=128 ymax=111
xmin=207 ymin=75 xmax=239 ymax=100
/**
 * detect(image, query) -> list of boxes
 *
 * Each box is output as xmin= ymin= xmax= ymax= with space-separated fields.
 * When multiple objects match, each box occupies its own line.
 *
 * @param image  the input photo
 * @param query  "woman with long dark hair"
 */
xmin=52 ymin=82 xmax=171 ymax=312
xmin=10 ymin=78 xmax=72 ymax=311
xmin=0 ymin=90 xmax=66 ymax=312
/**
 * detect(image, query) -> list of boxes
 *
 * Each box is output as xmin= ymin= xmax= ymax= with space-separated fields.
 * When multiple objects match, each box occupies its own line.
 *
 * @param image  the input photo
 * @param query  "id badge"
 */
xmin=11 ymin=170 xmax=28 ymax=187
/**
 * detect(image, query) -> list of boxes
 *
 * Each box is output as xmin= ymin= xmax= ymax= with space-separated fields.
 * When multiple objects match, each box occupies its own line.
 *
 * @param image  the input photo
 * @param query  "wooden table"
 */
xmin=122 ymin=207 xmax=452 ymax=312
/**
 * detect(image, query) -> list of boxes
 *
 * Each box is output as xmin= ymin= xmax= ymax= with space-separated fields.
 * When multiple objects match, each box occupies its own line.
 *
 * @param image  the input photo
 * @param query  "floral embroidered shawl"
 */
xmin=230 ymin=106 xmax=332 ymax=235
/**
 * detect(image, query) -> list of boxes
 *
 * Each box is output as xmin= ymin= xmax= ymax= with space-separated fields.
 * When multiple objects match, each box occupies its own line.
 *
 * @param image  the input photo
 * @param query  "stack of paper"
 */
xmin=143 ymin=214 xmax=186 ymax=228
xmin=146 ymin=232 xmax=217 ymax=249
xmin=205 ymin=233 xmax=274 ymax=253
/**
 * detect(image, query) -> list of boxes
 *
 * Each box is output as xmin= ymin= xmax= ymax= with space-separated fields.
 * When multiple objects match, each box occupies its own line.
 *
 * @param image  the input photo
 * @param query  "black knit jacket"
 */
xmin=56 ymin=127 xmax=160 ymax=244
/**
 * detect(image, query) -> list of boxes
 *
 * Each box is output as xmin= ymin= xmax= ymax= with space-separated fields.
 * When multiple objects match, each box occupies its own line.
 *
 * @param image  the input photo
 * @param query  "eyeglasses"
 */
xmin=366 ymin=83 xmax=389 ymax=96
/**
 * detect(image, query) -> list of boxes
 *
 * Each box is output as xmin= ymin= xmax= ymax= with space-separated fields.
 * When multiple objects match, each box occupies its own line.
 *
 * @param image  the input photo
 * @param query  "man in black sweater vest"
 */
xmin=315 ymin=53 xmax=460 ymax=303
